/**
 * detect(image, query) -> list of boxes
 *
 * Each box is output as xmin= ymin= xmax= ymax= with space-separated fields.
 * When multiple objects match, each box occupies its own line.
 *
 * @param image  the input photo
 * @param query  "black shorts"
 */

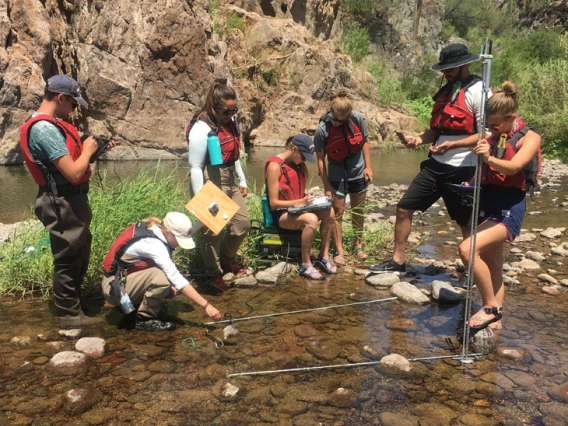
xmin=397 ymin=158 xmax=475 ymax=227
xmin=329 ymin=177 xmax=368 ymax=197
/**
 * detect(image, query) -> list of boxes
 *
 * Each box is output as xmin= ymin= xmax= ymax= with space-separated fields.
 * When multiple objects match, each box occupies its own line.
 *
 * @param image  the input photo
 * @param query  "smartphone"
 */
xmin=395 ymin=131 xmax=407 ymax=144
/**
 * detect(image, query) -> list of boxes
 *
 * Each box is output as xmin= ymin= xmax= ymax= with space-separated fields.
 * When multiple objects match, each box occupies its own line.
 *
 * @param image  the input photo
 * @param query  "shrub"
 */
xmin=341 ymin=25 xmax=370 ymax=63
xmin=403 ymin=97 xmax=434 ymax=128
xmin=366 ymin=61 xmax=404 ymax=106
xmin=226 ymin=12 xmax=245 ymax=32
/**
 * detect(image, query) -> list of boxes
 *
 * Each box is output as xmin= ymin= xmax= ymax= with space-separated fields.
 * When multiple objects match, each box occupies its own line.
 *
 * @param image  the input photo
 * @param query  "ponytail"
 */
xmin=198 ymin=78 xmax=237 ymax=128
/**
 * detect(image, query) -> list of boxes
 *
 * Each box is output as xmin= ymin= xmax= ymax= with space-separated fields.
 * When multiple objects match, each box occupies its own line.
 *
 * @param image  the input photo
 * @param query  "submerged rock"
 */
xmin=58 ymin=329 xmax=82 ymax=340
xmin=542 ymin=286 xmax=561 ymax=295
xmin=496 ymin=348 xmax=526 ymax=361
xmin=255 ymin=270 xmax=279 ymax=284
xmin=10 ymin=336 xmax=31 ymax=347
xmin=538 ymin=274 xmax=559 ymax=285
xmin=469 ymin=328 xmax=497 ymax=355
xmin=547 ymin=382 xmax=568 ymax=403
xmin=222 ymin=382 xmax=240 ymax=398
xmin=379 ymin=353 xmax=412 ymax=372
xmin=62 ymin=388 xmax=103 ymax=416
xmin=75 ymin=337 xmax=106 ymax=359
xmin=541 ymin=227 xmax=565 ymax=239
xmin=551 ymin=246 xmax=568 ymax=257
xmin=222 ymin=325 xmax=242 ymax=345
xmin=515 ymin=233 xmax=537 ymax=242
xmin=525 ymin=251 xmax=546 ymax=262
xmin=327 ymin=388 xmax=357 ymax=408
xmin=520 ymin=258 xmax=540 ymax=270
xmin=48 ymin=351 xmax=89 ymax=369
xmin=365 ymin=273 xmax=399 ymax=288
xmin=431 ymin=280 xmax=462 ymax=304
xmin=390 ymin=282 xmax=429 ymax=305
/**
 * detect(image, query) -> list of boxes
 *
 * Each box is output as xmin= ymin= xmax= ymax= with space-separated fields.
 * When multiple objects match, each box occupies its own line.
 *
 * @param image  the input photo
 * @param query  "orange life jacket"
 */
xmin=482 ymin=121 xmax=542 ymax=200
xmin=430 ymin=76 xmax=481 ymax=135
xmin=320 ymin=113 xmax=365 ymax=162
xmin=19 ymin=114 xmax=91 ymax=187
xmin=264 ymin=155 xmax=306 ymax=206
xmin=186 ymin=116 xmax=241 ymax=166
xmin=103 ymin=223 xmax=171 ymax=276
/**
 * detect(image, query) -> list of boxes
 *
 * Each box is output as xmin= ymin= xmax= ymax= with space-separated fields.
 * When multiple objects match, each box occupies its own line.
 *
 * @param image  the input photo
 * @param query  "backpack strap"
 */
xmin=112 ymin=222 xmax=169 ymax=273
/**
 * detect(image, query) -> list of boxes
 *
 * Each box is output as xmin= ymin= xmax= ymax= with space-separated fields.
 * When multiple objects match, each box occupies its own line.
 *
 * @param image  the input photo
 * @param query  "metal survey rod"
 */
xmin=458 ymin=37 xmax=493 ymax=364
xmin=227 ymin=353 xmax=484 ymax=378
xmin=204 ymin=297 xmax=398 ymax=325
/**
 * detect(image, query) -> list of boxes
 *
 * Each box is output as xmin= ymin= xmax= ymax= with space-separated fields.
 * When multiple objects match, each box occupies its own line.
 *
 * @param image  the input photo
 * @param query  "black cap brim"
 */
xmin=431 ymin=54 xmax=480 ymax=71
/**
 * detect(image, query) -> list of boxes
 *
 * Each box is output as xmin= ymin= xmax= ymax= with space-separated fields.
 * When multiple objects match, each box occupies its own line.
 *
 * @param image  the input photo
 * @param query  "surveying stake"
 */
xmin=456 ymin=37 xmax=493 ymax=364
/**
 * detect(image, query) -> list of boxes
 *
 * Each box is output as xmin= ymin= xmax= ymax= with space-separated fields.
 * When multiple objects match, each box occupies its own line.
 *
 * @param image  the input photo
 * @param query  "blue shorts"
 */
xmin=480 ymin=189 xmax=526 ymax=241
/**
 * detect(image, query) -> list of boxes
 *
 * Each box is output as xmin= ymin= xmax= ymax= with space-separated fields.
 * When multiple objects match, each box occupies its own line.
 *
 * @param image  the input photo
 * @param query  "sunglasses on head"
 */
xmin=219 ymin=107 xmax=239 ymax=116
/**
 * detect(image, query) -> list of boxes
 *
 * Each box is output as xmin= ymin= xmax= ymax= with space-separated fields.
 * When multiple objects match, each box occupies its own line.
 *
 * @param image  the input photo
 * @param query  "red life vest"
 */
xmin=186 ymin=116 xmax=241 ymax=166
xmin=430 ymin=76 xmax=481 ymax=135
xmin=19 ymin=114 xmax=91 ymax=187
xmin=264 ymin=155 xmax=306 ymax=204
xmin=103 ymin=223 xmax=170 ymax=276
xmin=320 ymin=113 xmax=365 ymax=162
xmin=482 ymin=121 xmax=541 ymax=199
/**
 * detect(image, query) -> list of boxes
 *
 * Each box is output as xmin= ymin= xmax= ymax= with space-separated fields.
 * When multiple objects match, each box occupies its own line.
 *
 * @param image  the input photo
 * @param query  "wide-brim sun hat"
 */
xmin=431 ymin=43 xmax=480 ymax=71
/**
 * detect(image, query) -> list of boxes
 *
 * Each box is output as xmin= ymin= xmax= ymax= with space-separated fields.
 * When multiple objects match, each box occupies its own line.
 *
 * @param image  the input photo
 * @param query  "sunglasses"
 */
xmin=219 ymin=107 xmax=239 ymax=116
xmin=64 ymin=95 xmax=78 ymax=110
xmin=441 ymin=67 xmax=457 ymax=74
xmin=330 ymin=111 xmax=348 ymax=124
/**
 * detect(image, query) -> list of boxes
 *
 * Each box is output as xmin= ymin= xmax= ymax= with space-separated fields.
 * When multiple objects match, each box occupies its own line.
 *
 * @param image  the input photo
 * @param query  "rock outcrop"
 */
xmin=0 ymin=0 xmax=420 ymax=164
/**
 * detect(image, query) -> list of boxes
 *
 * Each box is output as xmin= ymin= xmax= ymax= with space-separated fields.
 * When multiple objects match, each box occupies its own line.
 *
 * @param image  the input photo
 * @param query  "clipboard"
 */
xmin=185 ymin=181 xmax=239 ymax=235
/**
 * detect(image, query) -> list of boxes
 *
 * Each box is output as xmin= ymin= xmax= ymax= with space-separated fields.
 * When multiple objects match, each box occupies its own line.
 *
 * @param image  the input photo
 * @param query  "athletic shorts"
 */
xmin=271 ymin=209 xmax=287 ymax=227
xmin=480 ymin=189 xmax=526 ymax=241
xmin=397 ymin=158 xmax=475 ymax=227
xmin=329 ymin=177 xmax=368 ymax=197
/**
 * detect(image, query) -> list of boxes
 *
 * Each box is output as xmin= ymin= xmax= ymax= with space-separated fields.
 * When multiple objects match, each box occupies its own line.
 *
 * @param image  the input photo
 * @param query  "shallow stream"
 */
xmin=1 ymin=151 xmax=567 ymax=425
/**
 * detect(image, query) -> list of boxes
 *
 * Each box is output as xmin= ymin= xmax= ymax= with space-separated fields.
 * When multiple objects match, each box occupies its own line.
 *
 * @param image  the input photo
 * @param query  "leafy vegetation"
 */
xmin=341 ymin=25 xmax=370 ymax=63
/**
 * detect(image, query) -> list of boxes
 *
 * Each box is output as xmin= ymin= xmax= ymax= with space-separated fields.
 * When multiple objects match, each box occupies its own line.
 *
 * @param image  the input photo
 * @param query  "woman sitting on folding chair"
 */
xmin=459 ymin=81 xmax=541 ymax=332
xmin=265 ymin=135 xmax=337 ymax=280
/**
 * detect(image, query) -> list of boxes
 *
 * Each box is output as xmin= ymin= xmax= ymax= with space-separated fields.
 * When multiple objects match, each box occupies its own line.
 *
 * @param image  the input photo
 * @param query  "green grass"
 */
xmin=341 ymin=25 xmax=370 ymax=63
xmin=0 ymin=165 xmax=188 ymax=298
xmin=0 ymin=166 xmax=396 ymax=297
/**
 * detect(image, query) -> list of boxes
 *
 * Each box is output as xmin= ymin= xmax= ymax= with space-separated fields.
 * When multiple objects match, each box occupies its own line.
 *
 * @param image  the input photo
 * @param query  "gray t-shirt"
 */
xmin=314 ymin=110 xmax=369 ymax=182
xmin=28 ymin=114 xmax=69 ymax=163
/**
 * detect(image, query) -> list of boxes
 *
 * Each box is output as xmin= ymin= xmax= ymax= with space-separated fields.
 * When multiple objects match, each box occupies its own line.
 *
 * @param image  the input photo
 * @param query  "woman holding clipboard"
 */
xmin=265 ymin=135 xmax=337 ymax=280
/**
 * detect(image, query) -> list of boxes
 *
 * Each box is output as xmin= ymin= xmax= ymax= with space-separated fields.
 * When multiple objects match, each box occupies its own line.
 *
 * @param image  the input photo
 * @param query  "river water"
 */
xmin=1 ymin=149 xmax=568 ymax=425
xmin=0 ymin=147 xmax=425 ymax=223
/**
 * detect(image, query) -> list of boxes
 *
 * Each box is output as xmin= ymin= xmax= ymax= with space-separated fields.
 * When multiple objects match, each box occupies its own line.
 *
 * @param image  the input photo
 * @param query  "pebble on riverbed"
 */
xmin=75 ymin=337 xmax=106 ymax=359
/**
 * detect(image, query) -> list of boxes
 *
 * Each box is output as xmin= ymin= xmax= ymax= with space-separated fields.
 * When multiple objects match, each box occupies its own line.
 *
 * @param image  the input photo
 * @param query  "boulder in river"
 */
xmin=390 ymin=282 xmax=430 ymax=305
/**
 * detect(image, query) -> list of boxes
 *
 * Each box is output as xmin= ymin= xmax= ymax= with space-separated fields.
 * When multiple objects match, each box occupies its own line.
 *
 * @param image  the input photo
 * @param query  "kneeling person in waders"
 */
xmin=101 ymin=213 xmax=221 ymax=331
xmin=19 ymin=75 xmax=113 ymax=329
xmin=265 ymin=135 xmax=337 ymax=280
xmin=370 ymin=44 xmax=486 ymax=275
xmin=458 ymin=81 xmax=541 ymax=333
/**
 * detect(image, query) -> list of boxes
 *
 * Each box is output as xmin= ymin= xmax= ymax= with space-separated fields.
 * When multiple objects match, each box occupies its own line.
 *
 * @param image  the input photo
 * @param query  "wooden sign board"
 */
xmin=185 ymin=181 xmax=239 ymax=235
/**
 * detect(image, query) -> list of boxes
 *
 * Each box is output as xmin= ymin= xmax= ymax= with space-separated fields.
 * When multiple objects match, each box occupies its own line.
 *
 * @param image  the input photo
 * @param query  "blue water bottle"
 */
xmin=207 ymin=131 xmax=223 ymax=166
xmin=261 ymin=196 xmax=273 ymax=228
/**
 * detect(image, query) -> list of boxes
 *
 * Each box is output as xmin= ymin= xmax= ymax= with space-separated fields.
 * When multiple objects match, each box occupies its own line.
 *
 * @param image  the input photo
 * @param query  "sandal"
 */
xmin=314 ymin=257 xmax=338 ymax=275
xmin=333 ymin=253 xmax=346 ymax=266
xmin=299 ymin=265 xmax=325 ymax=281
xmin=457 ymin=306 xmax=503 ymax=341
xmin=355 ymin=246 xmax=368 ymax=260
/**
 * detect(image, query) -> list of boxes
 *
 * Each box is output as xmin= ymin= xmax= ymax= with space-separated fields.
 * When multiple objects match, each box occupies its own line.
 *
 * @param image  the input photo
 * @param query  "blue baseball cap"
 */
xmin=46 ymin=75 xmax=88 ymax=108
xmin=292 ymin=134 xmax=316 ymax=163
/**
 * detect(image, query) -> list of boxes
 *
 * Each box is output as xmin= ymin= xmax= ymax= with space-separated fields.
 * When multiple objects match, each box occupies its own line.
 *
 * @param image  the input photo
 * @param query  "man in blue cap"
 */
xmin=370 ymin=44 xmax=487 ymax=276
xmin=19 ymin=74 xmax=110 ymax=328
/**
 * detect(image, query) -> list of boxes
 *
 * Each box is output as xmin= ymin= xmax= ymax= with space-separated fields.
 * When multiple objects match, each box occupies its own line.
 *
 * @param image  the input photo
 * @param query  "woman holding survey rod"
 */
xmin=264 ymin=134 xmax=337 ymax=280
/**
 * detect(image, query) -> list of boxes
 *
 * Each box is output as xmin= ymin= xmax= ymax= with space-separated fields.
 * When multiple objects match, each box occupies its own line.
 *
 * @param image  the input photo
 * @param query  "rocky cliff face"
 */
xmin=0 ymin=0 xmax=419 ymax=165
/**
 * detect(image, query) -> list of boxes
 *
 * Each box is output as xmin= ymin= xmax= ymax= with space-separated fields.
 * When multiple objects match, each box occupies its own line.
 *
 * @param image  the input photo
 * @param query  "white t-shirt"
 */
xmin=432 ymin=80 xmax=490 ymax=168
xmin=125 ymin=226 xmax=189 ymax=291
